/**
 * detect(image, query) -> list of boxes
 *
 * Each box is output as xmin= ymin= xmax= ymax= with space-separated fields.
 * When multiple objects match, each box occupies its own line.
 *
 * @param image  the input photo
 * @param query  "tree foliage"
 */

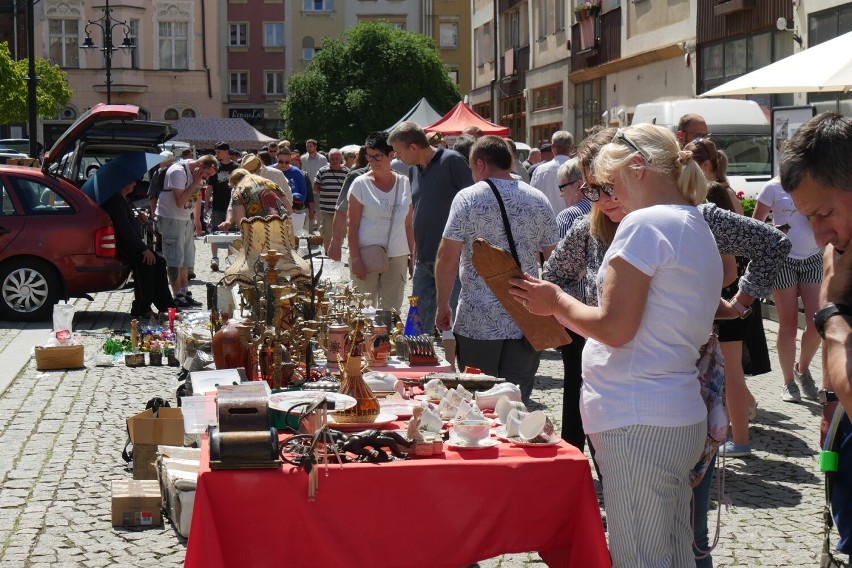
xmin=280 ymin=23 xmax=461 ymax=147
xmin=0 ymin=42 xmax=73 ymax=125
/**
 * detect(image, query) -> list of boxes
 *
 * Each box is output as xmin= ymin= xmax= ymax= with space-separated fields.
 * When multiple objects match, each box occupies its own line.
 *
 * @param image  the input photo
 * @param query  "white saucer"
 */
xmin=446 ymin=436 xmax=501 ymax=450
xmin=508 ymin=437 xmax=560 ymax=448
xmin=328 ymin=412 xmax=398 ymax=430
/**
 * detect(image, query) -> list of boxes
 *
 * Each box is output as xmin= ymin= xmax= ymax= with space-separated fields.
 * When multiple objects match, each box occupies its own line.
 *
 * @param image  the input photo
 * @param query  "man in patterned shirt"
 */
xmin=313 ymin=148 xmax=349 ymax=253
xmin=435 ymin=136 xmax=558 ymax=403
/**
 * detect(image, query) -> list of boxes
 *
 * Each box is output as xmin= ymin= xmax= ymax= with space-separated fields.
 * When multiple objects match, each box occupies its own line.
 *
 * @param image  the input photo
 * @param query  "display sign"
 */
xmin=771 ymin=105 xmax=816 ymax=177
xmin=229 ymin=108 xmax=265 ymax=120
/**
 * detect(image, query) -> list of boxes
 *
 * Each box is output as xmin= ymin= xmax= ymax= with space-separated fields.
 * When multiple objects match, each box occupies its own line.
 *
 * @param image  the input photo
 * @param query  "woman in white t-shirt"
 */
xmin=511 ymin=124 xmax=723 ymax=567
xmin=753 ymin=177 xmax=821 ymax=403
xmin=347 ymin=132 xmax=414 ymax=311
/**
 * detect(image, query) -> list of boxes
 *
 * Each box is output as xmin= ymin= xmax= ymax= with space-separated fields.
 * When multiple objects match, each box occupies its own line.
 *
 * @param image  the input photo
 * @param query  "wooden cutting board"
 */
xmin=471 ymin=238 xmax=571 ymax=351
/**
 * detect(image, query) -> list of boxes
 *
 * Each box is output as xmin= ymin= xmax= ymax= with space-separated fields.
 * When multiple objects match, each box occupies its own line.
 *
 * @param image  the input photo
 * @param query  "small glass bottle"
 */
xmin=404 ymin=296 xmax=424 ymax=336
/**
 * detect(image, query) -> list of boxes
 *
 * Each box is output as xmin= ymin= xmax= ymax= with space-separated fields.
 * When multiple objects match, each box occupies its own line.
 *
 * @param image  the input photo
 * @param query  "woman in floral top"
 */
xmin=217 ymin=169 xmax=290 ymax=231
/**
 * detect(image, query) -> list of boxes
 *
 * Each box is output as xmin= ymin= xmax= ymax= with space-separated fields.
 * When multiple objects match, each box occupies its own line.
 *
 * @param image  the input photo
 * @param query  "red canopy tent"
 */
xmin=424 ymin=102 xmax=510 ymax=136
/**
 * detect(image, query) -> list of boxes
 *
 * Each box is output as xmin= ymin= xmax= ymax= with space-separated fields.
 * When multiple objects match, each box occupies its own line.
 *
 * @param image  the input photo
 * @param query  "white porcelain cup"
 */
xmin=495 ymin=396 xmax=527 ymax=423
xmin=446 ymin=388 xmax=464 ymax=406
xmin=438 ymin=398 xmax=459 ymax=420
xmin=453 ymin=420 xmax=491 ymax=445
xmin=505 ymin=409 xmax=528 ymax=438
xmin=419 ymin=405 xmax=443 ymax=433
xmin=455 ymin=385 xmax=473 ymax=401
xmin=519 ymin=410 xmax=556 ymax=443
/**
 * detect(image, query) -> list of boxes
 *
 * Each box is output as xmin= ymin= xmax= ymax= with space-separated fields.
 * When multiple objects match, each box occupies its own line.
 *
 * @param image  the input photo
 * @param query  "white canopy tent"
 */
xmin=700 ymin=32 xmax=852 ymax=97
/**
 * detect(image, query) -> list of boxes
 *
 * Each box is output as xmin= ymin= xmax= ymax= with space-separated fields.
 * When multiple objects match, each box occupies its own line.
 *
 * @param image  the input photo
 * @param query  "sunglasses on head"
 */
xmin=613 ymin=128 xmax=652 ymax=163
xmin=580 ymin=182 xmax=614 ymax=202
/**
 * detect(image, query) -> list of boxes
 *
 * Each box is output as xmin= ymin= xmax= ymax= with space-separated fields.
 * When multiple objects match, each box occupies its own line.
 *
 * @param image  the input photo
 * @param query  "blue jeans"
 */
xmin=692 ymin=453 xmax=717 ymax=567
xmin=412 ymin=260 xmax=460 ymax=335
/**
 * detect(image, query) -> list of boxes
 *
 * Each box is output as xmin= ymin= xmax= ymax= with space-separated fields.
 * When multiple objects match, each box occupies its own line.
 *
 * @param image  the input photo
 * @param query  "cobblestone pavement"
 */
xmin=0 ymin=237 xmax=847 ymax=567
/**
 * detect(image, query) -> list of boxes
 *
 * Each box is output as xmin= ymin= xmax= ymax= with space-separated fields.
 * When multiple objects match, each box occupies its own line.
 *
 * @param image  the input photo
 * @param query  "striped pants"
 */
xmin=589 ymin=421 xmax=706 ymax=568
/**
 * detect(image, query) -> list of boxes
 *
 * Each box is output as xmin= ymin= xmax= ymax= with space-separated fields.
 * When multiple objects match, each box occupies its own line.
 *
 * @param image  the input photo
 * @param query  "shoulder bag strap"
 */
xmin=385 ymin=176 xmax=398 ymax=250
xmin=484 ymin=179 xmax=521 ymax=269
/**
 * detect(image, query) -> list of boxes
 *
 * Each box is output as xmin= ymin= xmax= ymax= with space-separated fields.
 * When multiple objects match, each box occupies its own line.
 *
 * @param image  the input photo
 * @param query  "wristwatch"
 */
xmin=818 ymin=389 xmax=839 ymax=405
xmin=731 ymin=298 xmax=753 ymax=319
xmin=814 ymin=303 xmax=852 ymax=340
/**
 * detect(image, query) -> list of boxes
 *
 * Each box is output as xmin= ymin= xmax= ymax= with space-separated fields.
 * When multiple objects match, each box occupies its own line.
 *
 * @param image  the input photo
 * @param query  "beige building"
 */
xmin=35 ymin=0 xmax=222 ymax=147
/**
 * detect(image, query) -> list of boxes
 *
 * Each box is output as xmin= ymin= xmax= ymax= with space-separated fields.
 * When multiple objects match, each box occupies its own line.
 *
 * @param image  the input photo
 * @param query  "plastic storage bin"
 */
xmin=180 ymin=396 xmax=218 ymax=434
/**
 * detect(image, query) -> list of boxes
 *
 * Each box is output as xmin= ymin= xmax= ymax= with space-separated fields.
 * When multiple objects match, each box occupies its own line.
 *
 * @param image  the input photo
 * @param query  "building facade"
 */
xmin=469 ymin=0 xmax=851 ymax=147
xmin=33 ymin=0 xmax=223 ymax=149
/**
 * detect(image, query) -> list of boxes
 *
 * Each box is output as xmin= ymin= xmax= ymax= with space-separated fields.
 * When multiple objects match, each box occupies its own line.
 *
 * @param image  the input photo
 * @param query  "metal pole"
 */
xmin=104 ymin=0 xmax=112 ymax=104
xmin=26 ymin=0 xmax=38 ymax=158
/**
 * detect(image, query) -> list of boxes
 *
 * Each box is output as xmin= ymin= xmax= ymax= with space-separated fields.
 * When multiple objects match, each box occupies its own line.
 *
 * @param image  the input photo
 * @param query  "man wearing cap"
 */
xmin=530 ymin=131 xmax=575 ymax=213
xmin=147 ymin=150 xmax=175 ymax=252
xmin=157 ymin=154 xmax=218 ymax=307
xmin=207 ymin=142 xmax=239 ymax=271
xmin=527 ymin=143 xmax=553 ymax=178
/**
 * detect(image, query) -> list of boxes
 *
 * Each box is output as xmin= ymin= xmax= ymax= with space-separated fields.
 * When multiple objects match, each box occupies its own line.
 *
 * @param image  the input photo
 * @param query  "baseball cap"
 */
xmin=539 ymin=143 xmax=552 ymax=153
xmin=214 ymin=141 xmax=230 ymax=151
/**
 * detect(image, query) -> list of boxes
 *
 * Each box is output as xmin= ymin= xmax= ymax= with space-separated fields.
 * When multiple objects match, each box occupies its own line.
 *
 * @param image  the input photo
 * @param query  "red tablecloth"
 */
xmin=184 ymin=430 xmax=610 ymax=568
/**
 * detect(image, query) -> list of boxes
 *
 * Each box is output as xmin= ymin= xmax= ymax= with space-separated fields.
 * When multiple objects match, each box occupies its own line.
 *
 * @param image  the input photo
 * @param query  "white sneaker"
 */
xmin=793 ymin=363 xmax=818 ymax=400
xmin=782 ymin=382 xmax=802 ymax=403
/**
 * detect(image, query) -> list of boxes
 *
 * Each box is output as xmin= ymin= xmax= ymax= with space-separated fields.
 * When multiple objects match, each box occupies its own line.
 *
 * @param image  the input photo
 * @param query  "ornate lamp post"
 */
xmin=79 ymin=0 xmax=135 ymax=104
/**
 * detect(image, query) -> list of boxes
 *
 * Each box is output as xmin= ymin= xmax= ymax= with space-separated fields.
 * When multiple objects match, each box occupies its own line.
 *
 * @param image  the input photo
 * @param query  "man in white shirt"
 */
xmin=530 ymin=131 xmax=575 ymax=213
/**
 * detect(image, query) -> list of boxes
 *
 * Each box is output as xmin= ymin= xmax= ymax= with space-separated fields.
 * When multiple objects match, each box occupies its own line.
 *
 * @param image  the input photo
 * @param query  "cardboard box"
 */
xmin=126 ymin=408 xmax=185 ymax=479
xmin=111 ymin=479 xmax=162 ymax=527
xmin=132 ymin=445 xmax=159 ymax=480
xmin=34 ymin=344 xmax=84 ymax=370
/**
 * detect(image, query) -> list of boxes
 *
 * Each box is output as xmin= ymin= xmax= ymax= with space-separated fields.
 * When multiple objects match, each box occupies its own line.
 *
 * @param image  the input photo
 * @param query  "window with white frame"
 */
xmin=48 ymin=19 xmax=79 ymax=68
xmin=264 ymin=23 xmax=284 ymax=47
xmin=302 ymin=36 xmax=317 ymax=60
xmin=556 ymin=0 xmax=565 ymax=31
xmin=447 ymin=69 xmax=459 ymax=85
xmin=440 ymin=22 xmax=458 ymax=48
xmin=303 ymin=0 xmax=334 ymax=11
xmin=538 ymin=0 xmax=548 ymax=38
xmin=229 ymin=23 xmax=248 ymax=47
xmin=265 ymin=71 xmax=285 ymax=95
xmin=129 ymin=20 xmax=140 ymax=69
xmin=159 ymin=21 xmax=188 ymax=69
xmin=230 ymin=72 xmax=249 ymax=96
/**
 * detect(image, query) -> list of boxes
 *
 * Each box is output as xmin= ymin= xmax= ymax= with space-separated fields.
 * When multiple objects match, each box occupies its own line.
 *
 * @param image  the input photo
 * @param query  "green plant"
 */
xmin=574 ymin=0 xmax=602 ymax=14
xmin=736 ymin=191 xmax=757 ymax=217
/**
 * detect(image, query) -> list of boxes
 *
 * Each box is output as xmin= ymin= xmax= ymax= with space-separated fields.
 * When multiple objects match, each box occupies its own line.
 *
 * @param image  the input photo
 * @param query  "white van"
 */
xmin=631 ymin=98 xmax=771 ymax=199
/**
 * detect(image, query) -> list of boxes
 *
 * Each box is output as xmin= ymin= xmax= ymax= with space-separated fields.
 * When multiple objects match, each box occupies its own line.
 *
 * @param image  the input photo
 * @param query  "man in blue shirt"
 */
xmin=389 ymin=121 xmax=473 ymax=336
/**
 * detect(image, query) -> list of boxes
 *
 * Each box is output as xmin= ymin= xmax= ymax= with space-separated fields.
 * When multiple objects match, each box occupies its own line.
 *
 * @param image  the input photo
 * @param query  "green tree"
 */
xmin=0 ymin=42 xmax=73 ymax=125
xmin=280 ymin=22 xmax=461 ymax=146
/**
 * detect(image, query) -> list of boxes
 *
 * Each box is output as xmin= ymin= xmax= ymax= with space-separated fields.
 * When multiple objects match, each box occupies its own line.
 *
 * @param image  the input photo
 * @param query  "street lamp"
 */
xmin=79 ymin=0 xmax=135 ymax=104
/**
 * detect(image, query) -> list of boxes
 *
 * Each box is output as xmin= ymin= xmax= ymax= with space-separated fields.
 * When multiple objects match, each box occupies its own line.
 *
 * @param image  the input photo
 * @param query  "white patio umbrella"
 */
xmin=700 ymin=31 xmax=852 ymax=97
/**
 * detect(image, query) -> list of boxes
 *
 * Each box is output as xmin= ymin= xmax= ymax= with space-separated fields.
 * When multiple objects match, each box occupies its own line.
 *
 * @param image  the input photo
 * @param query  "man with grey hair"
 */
xmin=314 ymin=148 xmax=349 ymax=252
xmin=530 ymin=130 xmax=575 ymax=213
xmin=389 ymin=121 xmax=473 ymax=339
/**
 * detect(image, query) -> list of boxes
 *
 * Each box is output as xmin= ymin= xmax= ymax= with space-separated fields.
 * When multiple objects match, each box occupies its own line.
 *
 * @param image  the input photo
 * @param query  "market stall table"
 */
xmin=185 ymin=430 xmax=610 ymax=568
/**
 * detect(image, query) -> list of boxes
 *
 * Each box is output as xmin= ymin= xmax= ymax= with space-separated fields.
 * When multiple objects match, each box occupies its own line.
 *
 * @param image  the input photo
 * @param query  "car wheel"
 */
xmin=0 ymin=258 xmax=61 ymax=321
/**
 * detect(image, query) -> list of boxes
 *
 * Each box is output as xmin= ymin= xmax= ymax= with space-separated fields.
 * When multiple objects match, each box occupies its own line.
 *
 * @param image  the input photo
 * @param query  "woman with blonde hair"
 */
xmin=515 ymin=124 xmax=722 ymax=566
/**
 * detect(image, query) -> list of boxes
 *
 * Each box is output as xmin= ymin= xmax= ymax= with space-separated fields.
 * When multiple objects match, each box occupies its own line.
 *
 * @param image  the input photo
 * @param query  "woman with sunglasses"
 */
xmin=554 ymin=158 xmax=590 ymax=238
xmin=346 ymin=131 xmax=414 ymax=311
xmin=515 ymin=124 xmax=790 ymax=567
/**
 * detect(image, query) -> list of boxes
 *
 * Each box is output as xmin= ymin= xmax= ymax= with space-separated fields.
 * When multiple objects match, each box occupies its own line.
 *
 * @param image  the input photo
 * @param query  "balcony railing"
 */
xmin=571 ymin=7 xmax=621 ymax=73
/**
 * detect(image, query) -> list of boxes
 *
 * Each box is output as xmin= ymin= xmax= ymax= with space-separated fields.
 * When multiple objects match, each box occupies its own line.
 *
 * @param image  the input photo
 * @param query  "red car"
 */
xmin=0 ymin=104 xmax=176 ymax=321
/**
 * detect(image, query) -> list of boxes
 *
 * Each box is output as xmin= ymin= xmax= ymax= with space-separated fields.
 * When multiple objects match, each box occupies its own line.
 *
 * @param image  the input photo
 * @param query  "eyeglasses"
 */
xmin=558 ymin=179 xmax=581 ymax=192
xmin=365 ymin=153 xmax=386 ymax=162
xmin=580 ymin=182 xmax=614 ymax=202
xmin=687 ymin=131 xmax=711 ymax=140
xmin=614 ymin=128 xmax=652 ymax=162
